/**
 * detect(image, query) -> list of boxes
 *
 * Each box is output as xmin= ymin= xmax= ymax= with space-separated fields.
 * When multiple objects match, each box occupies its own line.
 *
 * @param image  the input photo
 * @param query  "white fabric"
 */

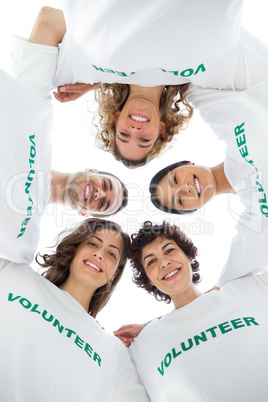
xmin=10 ymin=36 xmax=58 ymax=98
xmin=188 ymin=80 xmax=268 ymax=285
xmin=0 ymin=65 xmax=55 ymax=264
xmin=54 ymin=0 xmax=268 ymax=90
xmin=130 ymin=273 xmax=268 ymax=402
xmin=0 ymin=260 xmax=149 ymax=401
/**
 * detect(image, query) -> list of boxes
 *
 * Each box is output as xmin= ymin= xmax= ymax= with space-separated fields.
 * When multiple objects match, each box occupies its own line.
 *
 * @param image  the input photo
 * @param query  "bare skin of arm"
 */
xmin=29 ymin=7 xmax=94 ymax=101
xmin=29 ymin=6 xmax=66 ymax=46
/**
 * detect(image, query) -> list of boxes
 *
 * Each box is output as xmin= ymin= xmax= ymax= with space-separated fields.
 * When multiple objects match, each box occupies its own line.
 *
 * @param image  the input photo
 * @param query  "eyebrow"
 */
xmin=168 ymin=172 xmax=173 ymax=187
xmin=138 ymin=144 xmax=152 ymax=149
xmin=117 ymin=135 xmax=129 ymax=144
xmin=90 ymin=236 xmax=121 ymax=254
xmin=103 ymin=200 xmax=110 ymax=212
xmin=108 ymin=179 xmax=113 ymax=191
xmin=143 ymin=242 xmax=174 ymax=262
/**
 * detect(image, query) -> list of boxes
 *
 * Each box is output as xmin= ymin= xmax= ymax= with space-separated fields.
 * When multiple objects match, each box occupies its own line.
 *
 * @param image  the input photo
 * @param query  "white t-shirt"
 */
xmin=55 ymin=0 xmax=268 ymax=90
xmin=130 ymin=273 xmax=268 ymax=402
xmin=0 ymin=259 xmax=149 ymax=401
xmin=0 ymin=67 xmax=55 ymax=265
xmin=187 ymin=80 xmax=268 ymax=285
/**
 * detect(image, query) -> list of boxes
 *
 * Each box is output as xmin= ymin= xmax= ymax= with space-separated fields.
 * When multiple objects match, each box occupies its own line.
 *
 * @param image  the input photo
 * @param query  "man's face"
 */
xmin=62 ymin=171 xmax=124 ymax=216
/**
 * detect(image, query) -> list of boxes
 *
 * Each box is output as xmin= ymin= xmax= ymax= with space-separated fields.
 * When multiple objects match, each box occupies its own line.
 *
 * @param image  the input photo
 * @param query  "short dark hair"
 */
xmin=128 ymin=221 xmax=201 ymax=304
xmin=149 ymin=161 xmax=197 ymax=215
xmin=94 ymin=171 xmax=128 ymax=216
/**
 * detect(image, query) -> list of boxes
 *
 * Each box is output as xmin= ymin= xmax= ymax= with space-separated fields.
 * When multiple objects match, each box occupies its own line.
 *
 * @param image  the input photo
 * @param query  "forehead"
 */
xmin=89 ymin=228 xmax=124 ymax=249
xmin=141 ymin=236 xmax=175 ymax=255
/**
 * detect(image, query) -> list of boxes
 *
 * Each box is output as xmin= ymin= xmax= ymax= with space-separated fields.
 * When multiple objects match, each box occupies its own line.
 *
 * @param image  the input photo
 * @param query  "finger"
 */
xmin=53 ymin=91 xmax=64 ymax=103
xmin=59 ymin=84 xmax=83 ymax=93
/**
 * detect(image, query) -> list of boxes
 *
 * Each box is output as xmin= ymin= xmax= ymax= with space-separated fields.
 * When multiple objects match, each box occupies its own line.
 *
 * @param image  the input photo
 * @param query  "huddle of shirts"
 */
xmin=1 ymin=0 xmax=268 ymax=401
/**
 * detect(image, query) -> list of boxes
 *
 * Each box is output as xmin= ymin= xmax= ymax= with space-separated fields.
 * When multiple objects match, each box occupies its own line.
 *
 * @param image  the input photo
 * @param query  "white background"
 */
xmin=0 ymin=1 xmax=267 ymax=333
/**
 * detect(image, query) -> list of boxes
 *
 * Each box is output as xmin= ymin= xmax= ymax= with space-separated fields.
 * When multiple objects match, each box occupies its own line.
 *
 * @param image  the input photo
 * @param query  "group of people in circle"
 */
xmin=1 ymin=1 xmax=268 ymax=401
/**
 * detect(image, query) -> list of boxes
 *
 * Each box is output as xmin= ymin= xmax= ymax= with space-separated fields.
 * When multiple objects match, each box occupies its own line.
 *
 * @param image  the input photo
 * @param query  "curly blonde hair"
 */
xmin=93 ymin=83 xmax=193 ymax=168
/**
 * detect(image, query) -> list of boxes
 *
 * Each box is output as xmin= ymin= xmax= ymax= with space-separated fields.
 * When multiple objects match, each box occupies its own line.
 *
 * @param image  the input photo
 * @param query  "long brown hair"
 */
xmin=36 ymin=218 xmax=130 ymax=318
xmin=93 ymin=83 xmax=193 ymax=168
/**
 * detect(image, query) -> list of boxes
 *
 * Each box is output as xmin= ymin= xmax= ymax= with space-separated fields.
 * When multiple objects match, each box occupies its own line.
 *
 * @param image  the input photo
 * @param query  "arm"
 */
xmin=11 ymin=7 xmax=63 ymax=99
xmin=53 ymin=83 xmax=95 ymax=103
xmin=29 ymin=7 xmax=66 ymax=47
xmin=114 ymin=317 xmax=162 ymax=347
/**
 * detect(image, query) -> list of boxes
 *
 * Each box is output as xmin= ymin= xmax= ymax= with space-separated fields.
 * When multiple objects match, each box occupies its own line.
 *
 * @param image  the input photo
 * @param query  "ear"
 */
xmin=160 ymin=121 xmax=167 ymax=137
xmin=110 ymin=270 xmax=118 ymax=282
xmin=113 ymin=111 xmax=120 ymax=124
xmin=84 ymin=168 xmax=98 ymax=173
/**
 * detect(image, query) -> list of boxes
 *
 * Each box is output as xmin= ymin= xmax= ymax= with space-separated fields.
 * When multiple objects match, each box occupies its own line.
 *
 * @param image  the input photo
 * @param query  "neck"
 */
xmin=128 ymin=84 xmax=165 ymax=105
xmin=49 ymin=170 xmax=70 ymax=204
xmin=211 ymin=162 xmax=235 ymax=196
xmin=60 ymin=281 xmax=95 ymax=313
xmin=172 ymin=286 xmax=202 ymax=310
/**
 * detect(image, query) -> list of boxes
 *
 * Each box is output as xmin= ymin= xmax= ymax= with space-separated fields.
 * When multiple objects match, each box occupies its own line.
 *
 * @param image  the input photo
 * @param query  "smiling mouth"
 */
xmin=129 ymin=114 xmax=149 ymax=123
xmin=84 ymin=183 xmax=94 ymax=204
xmin=84 ymin=260 xmax=103 ymax=272
xmin=162 ymin=268 xmax=181 ymax=280
xmin=194 ymin=176 xmax=201 ymax=197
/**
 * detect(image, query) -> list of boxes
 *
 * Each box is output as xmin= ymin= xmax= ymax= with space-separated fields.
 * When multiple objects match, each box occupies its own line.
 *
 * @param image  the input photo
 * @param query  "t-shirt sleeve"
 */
xmin=217 ymin=215 xmax=268 ymax=286
xmin=0 ymin=68 xmax=53 ymax=264
xmin=107 ymin=351 xmax=149 ymax=402
xmin=10 ymin=36 xmax=58 ymax=98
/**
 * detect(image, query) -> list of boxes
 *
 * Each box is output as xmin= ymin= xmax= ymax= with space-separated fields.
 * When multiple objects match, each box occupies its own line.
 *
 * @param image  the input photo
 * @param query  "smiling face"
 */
xmin=114 ymin=98 xmax=166 ymax=161
xmin=141 ymin=236 xmax=200 ymax=307
xmin=68 ymin=229 xmax=124 ymax=292
xmin=63 ymin=171 xmax=124 ymax=216
xmin=155 ymin=163 xmax=216 ymax=212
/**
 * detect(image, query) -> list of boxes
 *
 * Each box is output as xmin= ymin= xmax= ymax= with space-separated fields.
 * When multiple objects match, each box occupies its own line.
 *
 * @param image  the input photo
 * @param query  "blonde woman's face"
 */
xmin=114 ymin=98 xmax=167 ymax=161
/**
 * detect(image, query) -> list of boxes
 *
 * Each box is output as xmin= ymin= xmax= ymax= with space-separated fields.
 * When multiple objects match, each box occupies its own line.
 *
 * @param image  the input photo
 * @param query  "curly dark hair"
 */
xmin=36 ymin=218 xmax=130 ymax=318
xmin=128 ymin=221 xmax=201 ymax=304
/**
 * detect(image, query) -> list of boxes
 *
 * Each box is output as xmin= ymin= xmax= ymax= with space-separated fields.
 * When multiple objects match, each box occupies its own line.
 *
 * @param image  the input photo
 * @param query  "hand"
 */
xmin=53 ymin=83 xmax=95 ymax=103
xmin=113 ymin=323 xmax=147 ymax=348
xmin=205 ymin=285 xmax=220 ymax=293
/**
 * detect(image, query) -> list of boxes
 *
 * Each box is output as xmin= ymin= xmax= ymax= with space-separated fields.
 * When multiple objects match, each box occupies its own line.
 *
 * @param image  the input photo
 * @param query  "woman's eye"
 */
xmin=174 ymin=174 xmax=178 ymax=185
xmin=147 ymin=258 xmax=156 ymax=267
xmin=140 ymin=138 xmax=150 ymax=143
xmin=166 ymin=248 xmax=175 ymax=254
xmin=103 ymin=180 xmax=107 ymax=190
xmin=120 ymin=132 xmax=129 ymax=137
xmin=88 ymin=242 xmax=97 ymax=247
xmin=179 ymin=196 xmax=183 ymax=207
xmin=108 ymin=251 xmax=116 ymax=259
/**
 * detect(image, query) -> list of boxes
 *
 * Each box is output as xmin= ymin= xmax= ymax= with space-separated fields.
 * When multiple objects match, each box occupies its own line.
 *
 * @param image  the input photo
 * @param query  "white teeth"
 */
xmin=85 ymin=261 xmax=101 ymax=272
xmin=164 ymin=269 xmax=179 ymax=279
xmin=85 ymin=185 xmax=89 ymax=199
xmin=194 ymin=178 xmax=201 ymax=195
xmin=130 ymin=115 xmax=149 ymax=122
